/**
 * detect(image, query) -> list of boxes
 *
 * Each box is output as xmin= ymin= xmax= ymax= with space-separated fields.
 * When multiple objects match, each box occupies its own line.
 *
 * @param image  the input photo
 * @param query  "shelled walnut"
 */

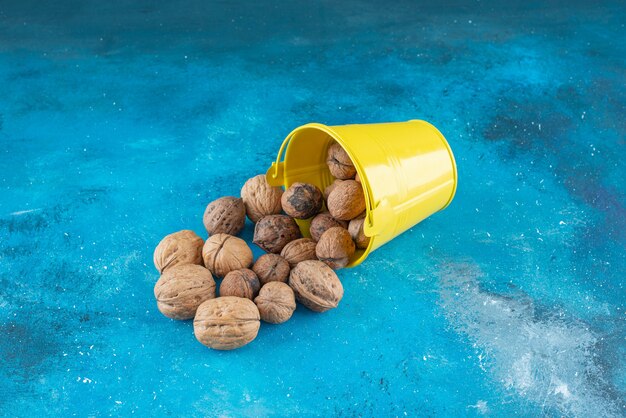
xmin=154 ymin=264 xmax=216 ymax=320
xmin=193 ymin=297 xmax=260 ymax=350
xmin=280 ymin=238 xmax=317 ymax=268
xmin=202 ymin=196 xmax=246 ymax=236
xmin=154 ymin=230 xmax=204 ymax=273
xmin=252 ymin=254 xmax=291 ymax=285
xmin=202 ymin=234 xmax=253 ymax=278
xmin=289 ymin=260 xmax=344 ymax=312
xmin=254 ymin=282 xmax=296 ymax=324
xmin=240 ymin=174 xmax=283 ymax=223
xmin=220 ymin=269 xmax=260 ymax=300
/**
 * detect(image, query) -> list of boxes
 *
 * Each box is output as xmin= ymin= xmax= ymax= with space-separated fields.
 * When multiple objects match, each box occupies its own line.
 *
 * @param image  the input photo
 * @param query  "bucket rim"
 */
xmin=281 ymin=122 xmax=375 ymax=267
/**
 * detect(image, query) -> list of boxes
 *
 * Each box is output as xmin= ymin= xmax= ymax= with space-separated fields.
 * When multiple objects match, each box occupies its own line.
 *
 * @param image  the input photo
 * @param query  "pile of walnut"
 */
xmin=152 ymin=141 xmax=370 ymax=350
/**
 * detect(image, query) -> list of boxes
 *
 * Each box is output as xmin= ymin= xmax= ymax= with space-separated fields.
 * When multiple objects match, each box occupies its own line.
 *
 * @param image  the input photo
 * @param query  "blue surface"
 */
xmin=1 ymin=1 xmax=624 ymax=416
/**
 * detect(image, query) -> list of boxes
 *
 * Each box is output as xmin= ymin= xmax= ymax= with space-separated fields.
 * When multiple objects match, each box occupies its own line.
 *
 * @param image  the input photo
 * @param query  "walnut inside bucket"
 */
xmin=315 ymin=227 xmax=355 ymax=270
xmin=326 ymin=142 xmax=356 ymax=180
xmin=281 ymin=182 xmax=323 ymax=219
xmin=309 ymin=212 xmax=348 ymax=242
xmin=253 ymin=214 xmax=302 ymax=254
xmin=326 ymin=180 xmax=366 ymax=221
xmin=219 ymin=268 xmax=261 ymax=300
xmin=349 ymin=214 xmax=370 ymax=250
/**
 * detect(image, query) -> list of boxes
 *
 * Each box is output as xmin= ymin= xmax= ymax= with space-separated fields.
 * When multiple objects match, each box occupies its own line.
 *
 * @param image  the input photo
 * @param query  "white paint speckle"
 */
xmin=468 ymin=400 xmax=489 ymax=414
xmin=554 ymin=381 xmax=571 ymax=398
xmin=10 ymin=208 xmax=41 ymax=216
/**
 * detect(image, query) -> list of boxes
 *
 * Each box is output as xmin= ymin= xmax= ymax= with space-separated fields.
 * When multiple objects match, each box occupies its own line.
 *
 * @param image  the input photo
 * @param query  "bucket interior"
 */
xmin=282 ymin=126 xmax=373 ymax=266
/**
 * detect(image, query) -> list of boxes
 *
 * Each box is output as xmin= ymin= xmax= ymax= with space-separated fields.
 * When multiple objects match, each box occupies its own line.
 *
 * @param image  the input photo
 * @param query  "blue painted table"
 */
xmin=1 ymin=1 xmax=624 ymax=416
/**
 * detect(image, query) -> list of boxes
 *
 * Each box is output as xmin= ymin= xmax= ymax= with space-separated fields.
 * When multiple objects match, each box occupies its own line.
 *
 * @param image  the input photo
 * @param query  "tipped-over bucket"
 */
xmin=266 ymin=120 xmax=457 ymax=267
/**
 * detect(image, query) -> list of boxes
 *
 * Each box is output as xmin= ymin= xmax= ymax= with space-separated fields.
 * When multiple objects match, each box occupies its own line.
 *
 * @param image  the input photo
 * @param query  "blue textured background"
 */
xmin=0 ymin=1 xmax=624 ymax=416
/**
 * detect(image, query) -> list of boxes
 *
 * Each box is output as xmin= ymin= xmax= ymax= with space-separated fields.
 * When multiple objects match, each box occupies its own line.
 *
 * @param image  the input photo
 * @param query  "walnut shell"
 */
xmin=280 ymin=238 xmax=317 ymax=268
xmin=252 ymin=254 xmax=291 ymax=285
xmin=316 ymin=227 xmax=355 ymax=270
xmin=309 ymin=212 xmax=348 ymax=242
xmin=241 ymin=175 xmax=283 ymax=223
xmin=203 ymin=196 xmax=245 ymax=236
xmin=253 ymin=215 xmax=302 ymax=253
xmin=193 ymin=297 xmax=260 ymax=350
xmin=154 ymin=264 xmax=216 ymax=320
xmin=202 ymin=234 xmax=253 ymax=278
xmin=349 ymin=215 xmax=370 ymax=249
xmin=327 ymin=180 xmax=366 ymax=221
xmin=323 ymin=179 xmax=344 ymax=201
xmin=326 ymin=142 xmax=356 ymax=179
xmin=219 ymin=269 xmax=260 ymax=300
xmin=154 ymin=230 xmax=204 ymax=273
xmin=355 ymin=172 xmax=361 ymax=183
xmin=254 ymin=282 xmax=296 ymax=324
xmin=289 ymin=260 xmax=343 ymax=312
xmin=281 ymin=182 xmax=323 ymax=219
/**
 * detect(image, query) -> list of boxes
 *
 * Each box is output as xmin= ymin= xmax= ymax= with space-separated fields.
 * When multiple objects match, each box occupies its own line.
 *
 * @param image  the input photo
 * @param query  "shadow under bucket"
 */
xmin=266 ymin=120 xmax=457 ymax=267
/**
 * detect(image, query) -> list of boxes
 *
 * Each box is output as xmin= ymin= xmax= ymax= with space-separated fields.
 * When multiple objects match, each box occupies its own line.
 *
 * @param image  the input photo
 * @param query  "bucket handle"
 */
xmin=364 ymin=197 xmax=392 ymax=237
xmin=265 ymin=134 xmax=292 ymax=187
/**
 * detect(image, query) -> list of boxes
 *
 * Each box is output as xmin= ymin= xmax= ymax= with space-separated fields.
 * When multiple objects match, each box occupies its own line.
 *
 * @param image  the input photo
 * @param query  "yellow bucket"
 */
xmin=265 ymin=120 xmax=457 ymax=267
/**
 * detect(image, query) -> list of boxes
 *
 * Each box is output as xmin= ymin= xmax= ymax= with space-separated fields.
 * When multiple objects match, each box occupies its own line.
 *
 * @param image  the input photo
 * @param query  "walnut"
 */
xmin=354 ymin=172 xmax=361 ymax=183
xmin=252 ymin=254 xmax=290 ymax=285
xmin=289 ymin=260 xmax=343 ymax=312
xmin=202 ymin=234 xmax=253 ymax=278
xmin=326 ymin=142 xmax=356 ymax=179
xmin=153 ymin=230 xmax=204 ymax=273
xmin=203 ymin=196 xmax=245 ymax=236
xmin=193 ymin=297 xmax=260 ymax=350
xmin=241 ymin=174 xmax=283 ymax=223
xmin=309 ymin=212 xmax=348 ymax=242
xmin=154 ymin=264 xmax=216 ymax=320
xmin=315 ymin=227 xmax=355 ymax=270
xmin=323 ymin=179 xmax=344 ymax=201
xmin=327 ymin=180 xmax=366 ymax=221
xmin=349 ymin=214 xmax=370 ymax=249
xmin=219 ymin=269 xmax=260 ymax=300
xmin=253 ymin=214 xmax=302 ymax=253
xmin=281 ymin=182 xmax=323 ymax=219
xmin=280 ymin=238 xmax=317 ymax=268
xmin=254 ymin=282 xmax=296 ymax=324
